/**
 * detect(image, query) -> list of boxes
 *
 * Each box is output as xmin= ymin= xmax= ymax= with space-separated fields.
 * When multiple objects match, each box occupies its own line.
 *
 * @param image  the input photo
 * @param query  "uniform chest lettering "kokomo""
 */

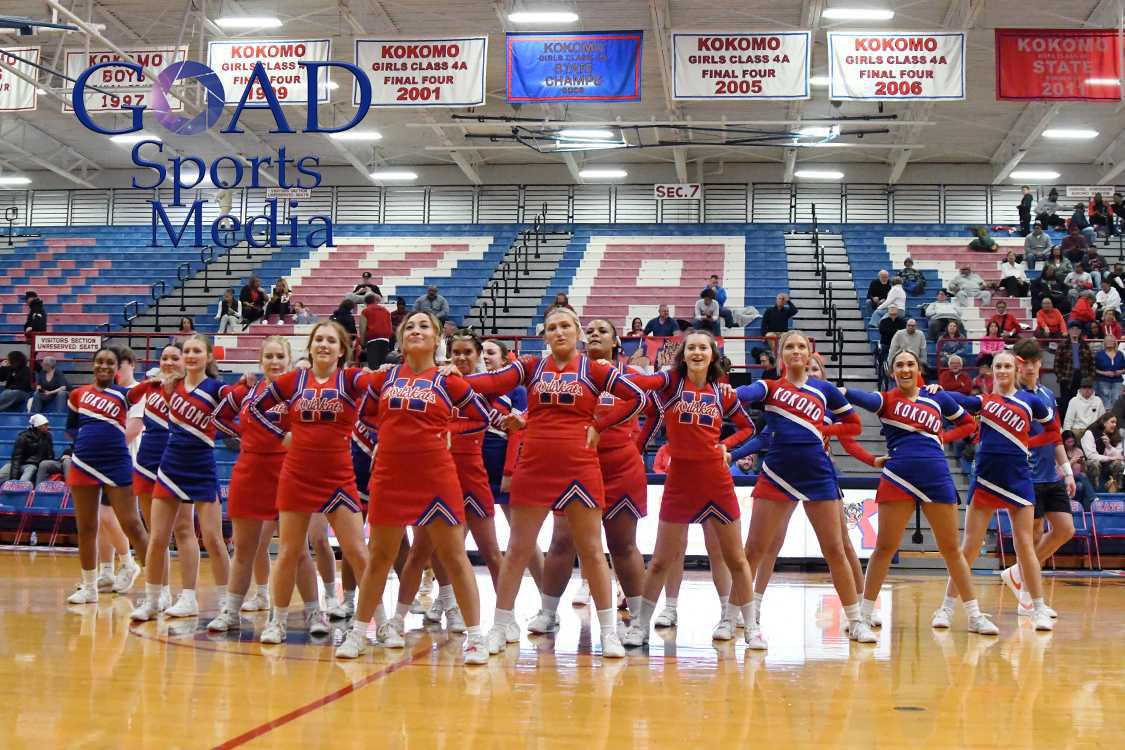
xmin=890 ymin=400 xmax=941 ymax=433
xmin=169 ymin=392 xmax=211 ymax=427
xmin=772 ymin=387 xmax=823 ymax=421
xmin=144 ymin=392 xmax=168 ymax=417
xmin=983 ymin=399 xmax=1027 ymax=432
xmin=80 ymin=391 xmax=122 ymax=419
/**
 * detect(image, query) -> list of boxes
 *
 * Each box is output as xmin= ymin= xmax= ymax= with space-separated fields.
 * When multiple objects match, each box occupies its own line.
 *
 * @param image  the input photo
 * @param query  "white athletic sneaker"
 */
xmin=409 ymin=596 xmax=426 ymax=615
xmin=259 ymin=620 xmax=286 ymax=644
xmin=868 ymin=609 xmax=883 ymax=628
xmin=744 ymin=627 xmax=767 ymax=650
xmin=622 ymin=622 xmax=649 ymax=647
xmin=968 ymin=614 xmax=999 ymax=636
xmin=572 ymin=580 xmax=591 ymax=607
xmin=164 ymin=592 xmax=199 ymax=618
xmin=1000 ymin=565 xmax=1023 ymax=601
xmin=130 ymin=598 xmax=160 ymax=621
xmin=486 ymin=624 xmax=509 ymax=654
xmin=527 ymin=609 xmax=560 ymax=634
xmin=736 ymin=610 xmax=746 ymax=628
xmin=96 ymin=571 xmax=115 ymax=593
xmin=601 ymin=629 xmax=626 ymax=658
xmin=931 ymin=607 xmax=953 ymax=629
xmin=207 ymin=609 xmax=241 ymax=632
xmin=157 ymin=587 xmax=173 ymax=612
xmin=240 ymin=592 xmax=268 ymax=612
xmin=376 ymin=620 xmax=405 ymax=649
xmin=1032 ymin=610 xmax=1054 ymax=631
xmin=112 ymin=561 xmax=141 ymax=594
xmin=335 ymin=627 xmax=368 ymax=659
xmin=1044 ymin=604 xmax=1059 ymax=619
xmin=306 ymin=609 xmax=331 ymax=637
xmin=1016 ymin=589 xmax=1036 ymax=618
xmin=425 ymin=599 xmax=444 ymax=623
xmin=324 ymin=596 xmax=348 ymax=620
xmin=711 ymin=618 xmax=735 ymax=641
xmin=420 ymin=568 xmax=436 ymax=597
xmin=847 ymin=620 xmax=878 ymax=644
xmin=67 ymin=585 xmax=98 ymax=605
xmin=653 ymin=606 xmax=677 ymax=628
xmin=463 ymin=635 xmax=489 ymax=665
xmin=342 ymin=597 xmax=356 ymax=619
xmin=445 ymin=606 xmax=467 ymax=634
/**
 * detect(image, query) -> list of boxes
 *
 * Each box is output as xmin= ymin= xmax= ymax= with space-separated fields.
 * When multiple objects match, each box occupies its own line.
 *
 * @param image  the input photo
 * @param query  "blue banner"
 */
xmin=506 ymin=31 xmax=643 ymax=103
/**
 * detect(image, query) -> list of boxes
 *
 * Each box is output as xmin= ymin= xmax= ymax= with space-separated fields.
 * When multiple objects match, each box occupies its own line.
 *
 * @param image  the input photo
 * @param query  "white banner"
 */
xmin=1065 ymin=186 xmax=1117 ymax=198
xmin=34 ymin=334 xmax=103 ymax=354
xmin=266 ymin=187 xmax=311 ymax=200
xmin=0 ymin=47 xmax=39 ymax=111
xmin=207 ymin=39 xmax=331 ymax=105
xmin=827 ymin=31 xmax=965 ymax=101
xmin=654 ymin=183 xmax=702 ymax=200
xmin=354 ymin=37 xmax=487 ymax=107
xmin=64 ymin=46 xmax=187 ymax=112
xmin=672 ymin=32 xmax=810 ymax=100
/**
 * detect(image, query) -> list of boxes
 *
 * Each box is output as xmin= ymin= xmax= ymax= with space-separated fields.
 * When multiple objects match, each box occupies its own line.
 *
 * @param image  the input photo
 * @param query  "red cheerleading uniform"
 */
xmin=598 ymin=364 xmax=649 ymax=521
xmin=633 ymin=370 xmax=755 ymax=524
xmin=214 ymin=379 xmax=290 ymax=521
xmin=365 ymin=364 xmax=489 ymax=526
xmin=451 ymin=394 xmax=497 ymax=519
xmin=467 ymin=355 xmax=645 ymax=511
xmin=249 ymin=367 xmax=371 ymax=514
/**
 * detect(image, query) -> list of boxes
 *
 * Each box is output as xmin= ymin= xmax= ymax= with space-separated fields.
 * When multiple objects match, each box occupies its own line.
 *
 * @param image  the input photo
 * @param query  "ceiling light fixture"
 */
xmin=797 ymin=126 xmax=836 ymax=138
xmin=558 ymin=128 xmax=616 ymax=140
xmin=1085 ymin=78 xmax=1121 ymax=86
xmin=109 ymin=133 xmax=162 ymax=145
xmin=1042 ymin=128 xmax=1099 ymax=140
xmin=0 ymin=175 xmax=32 ymax=186
xmin=794 ymin=169 xmax=844 ymax=180
xmin=1009 ymin=170 xmax=1060 ymax=181
xmin=578 ymin=168 xmax=628 ymax=179
xmin=508 ymin=11 xmax=579 ymax=24
xmin=214 ymin=16 xmax=283 ymax=29
xmin=329 ymin=130 xmax=383 ymax=141
xmin=369 ymin=170 xmax=418 ymax=181
xmin=822 ymin=8 xmax=895 ymax=20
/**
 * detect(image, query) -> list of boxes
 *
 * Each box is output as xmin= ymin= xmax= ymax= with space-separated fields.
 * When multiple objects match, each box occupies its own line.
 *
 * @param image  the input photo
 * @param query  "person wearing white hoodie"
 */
xmin=868 ymin=277 xmax=907 ymax=329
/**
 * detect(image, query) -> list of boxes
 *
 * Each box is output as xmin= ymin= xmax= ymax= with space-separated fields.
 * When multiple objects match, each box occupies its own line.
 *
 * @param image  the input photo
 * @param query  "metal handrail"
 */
xmin=176 ymin=262 xmax=192 ymax=311
xmin=478 ymin=298 xmax=497 ymax=334
xmin=200 ymin=245 xmax=214 ymax=292
xmin=123 ymin=300 xmax=139 ymax=332
xmin=149 ymin=281 xmax=166 ymax=331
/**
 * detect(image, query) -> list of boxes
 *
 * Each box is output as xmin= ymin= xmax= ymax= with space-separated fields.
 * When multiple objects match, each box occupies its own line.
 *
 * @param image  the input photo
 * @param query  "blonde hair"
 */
xmin=183 ymin=333 xmax=220 ymax=378
xmin=544 ymin=305 xmax=582 ymax=331
xmin=306 ymin=320 xmax=351 ymax=368
xmin=395 ymin=310 xmax=443 ymax=355
xmin=260 ymin=334 xmax=293 ymax=364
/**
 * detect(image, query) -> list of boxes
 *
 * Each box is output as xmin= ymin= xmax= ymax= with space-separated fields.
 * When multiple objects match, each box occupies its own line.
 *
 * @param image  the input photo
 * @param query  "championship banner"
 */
xmin=64 ymin=46 xmax=187 ymax=112
xmin=995 ymin=29 xmax=1122 ymax=101
xmin=671 ymin=32 xmax=810 ymax=100
xmin=207 ymin=39 xmax=331 ymax=105
xmin=354 ymin=37 xmax=487 ymax=107
xmin=506 ymin=30 xmax=643 ymax=103
xmin=827 ymin=31 xmax=965 ymax=101
xmin=0 ymin=47 xmax=39 ymax=111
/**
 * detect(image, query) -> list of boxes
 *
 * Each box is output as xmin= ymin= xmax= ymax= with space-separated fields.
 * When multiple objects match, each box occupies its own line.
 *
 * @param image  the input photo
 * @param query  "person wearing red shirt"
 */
xmin=1035 ymin=297 xmax=1067 ymax=338
xmin=938 ymin=355 xmax=972 ymax=395
xmin=360 ymin=293 xmax=394 ymax=368
xmin=989 ymin=300 xmax=1021 ymax=339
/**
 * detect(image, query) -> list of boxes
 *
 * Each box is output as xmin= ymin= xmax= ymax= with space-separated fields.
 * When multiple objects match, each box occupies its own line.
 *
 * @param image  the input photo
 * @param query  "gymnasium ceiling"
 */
xmin=1 ymin=0 xmax=1124 ymax=187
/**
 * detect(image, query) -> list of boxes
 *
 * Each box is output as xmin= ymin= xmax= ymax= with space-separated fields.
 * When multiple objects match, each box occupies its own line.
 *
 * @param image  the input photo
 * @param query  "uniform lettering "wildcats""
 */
xmin=383 ymin=384 xmax=437 ymax=404
xmin=983 ymin=399 xmax=1027 ymax=432
xmin=678 ymin=398 xmax=721 ymax=419
xmin=537 ymin=379 xmax=583 ymax=397
xmin=772 ymin=386 xmax=823 ymax=421
xmin=80 ymin=390 xmax=123 ymax=418
xmin=890 ymin=400 xmax=941 ymax=433
xmin=295 ymin=396 xmax=345 ymax=414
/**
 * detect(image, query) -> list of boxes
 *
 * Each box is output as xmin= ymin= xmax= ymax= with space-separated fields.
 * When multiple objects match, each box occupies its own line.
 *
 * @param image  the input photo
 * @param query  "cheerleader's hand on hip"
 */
xmin=874 ymin=455 xmax=889 ymax=469
xmin=586 ymin=425 xmax=600 ymax=450
xmin=282 ymin=433 xmax=292 ymax=449
xmin=720 ymin=444 xmax=731 ymax=465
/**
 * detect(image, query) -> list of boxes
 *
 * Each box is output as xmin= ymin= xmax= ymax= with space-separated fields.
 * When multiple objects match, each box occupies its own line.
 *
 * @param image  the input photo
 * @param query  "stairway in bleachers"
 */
xmin=467 ymin=228 xmax=572 ymax=336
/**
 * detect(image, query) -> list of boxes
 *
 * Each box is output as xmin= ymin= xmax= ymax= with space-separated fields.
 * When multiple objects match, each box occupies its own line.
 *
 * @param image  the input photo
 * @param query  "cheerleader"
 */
xmin=206 ymin=336 xmax=329 ymax=637
xmin=622 ymin=329 xmax=757 ymax=647
xmin=932 ymin=349 xmax=1060 ymax=631
xmin=248 ymin=321 xmax=372 ymax=645
xmin=336 ymin=312 xmax=490 ymax=664
xmin=735 ymin=330 xmax=874 ymax=649
xmin=843 ymin=350 xmax=999 ymax=635
xmin=130 ymin=334 xmax=231 ymax=621
xmin=64 ymin=347 xmax=150 ymax=605
xmin=528 ymin=318 xmax=649 ymax=634
xmin=389 ymin=329 xmax=504 ymax=634
xmin=463 ymin=307 xmax=645 ymax=658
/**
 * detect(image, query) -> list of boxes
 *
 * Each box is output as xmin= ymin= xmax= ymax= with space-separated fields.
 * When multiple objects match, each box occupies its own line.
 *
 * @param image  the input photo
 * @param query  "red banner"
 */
xmin=995 ymin=28 xmax=1122 ymax=101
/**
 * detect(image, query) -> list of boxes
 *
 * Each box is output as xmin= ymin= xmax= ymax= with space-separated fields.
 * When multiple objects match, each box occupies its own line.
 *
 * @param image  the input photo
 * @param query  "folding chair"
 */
xmin=1 ymin=480 xmax=33 ymax=543
xmin=1068 ymin=500 xmax=1097 ymax=570
xmin=21 ymin=480 xmax=67 ymax=546
xmin=1089 ymin=498 xmax=1125 ymax=570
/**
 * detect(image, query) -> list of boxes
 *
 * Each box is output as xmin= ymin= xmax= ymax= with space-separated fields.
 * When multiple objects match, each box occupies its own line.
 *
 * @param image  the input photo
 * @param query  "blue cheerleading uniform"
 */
xmin=66 ymin=384 xmax=133 ymax=487
xmin=129 ymin=385 xmax=170 ymax=493
xmin=351 ymin=391 xmax=378 ymax=505
xmin=148 ymin=376 xmax=230 ymax=503
xmin=736 ymin=377 xmax=859 ymax=502
xmin=948 ymin=389 xmax=1059 ymax=510
xmin=845 ymin=388 xmax=973 ymax=505
xmin=482 ymin=386 xmax=527 ymax=505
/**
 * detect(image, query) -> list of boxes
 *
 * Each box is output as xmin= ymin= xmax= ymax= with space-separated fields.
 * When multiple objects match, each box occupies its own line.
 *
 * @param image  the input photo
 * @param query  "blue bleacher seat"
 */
xmin=1090 ymin=497 xmax=1125 ymax=564
xmin=0 ymin=480 xmax=32 ymax=540
xmin=23 ymin=480 xmax=68 ymax=546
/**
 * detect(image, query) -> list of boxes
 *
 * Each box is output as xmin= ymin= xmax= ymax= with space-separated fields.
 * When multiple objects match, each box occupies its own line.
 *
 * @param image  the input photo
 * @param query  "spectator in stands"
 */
xmin=973 ymin=355 xmax=994 ymax=393
xmin=1035 ymin=188 xmax=1064 ymax=229
xmin=1069 ymin=382 xmax=1105 ymax=438
xmin=759 ymin=292 xmax=798 ymax=344
xmin=23 ymin=291 xmax=46 ymax=343
xmin=623 ymin=318 xmax=644 ymax=339
xmin=1102 ymin=309 xmax=1123 ymax=340
xmin=989 ymin=300 xmax=1022 ymax=339
xmin=360 ymin=293 xmax=393 ymax=369
xmin=877 ymin=305 xmax=907 ymax=355
xmin=979 ymin=320 xmax=1005 ymax=356
xmin=868 ymin=276 xmax=906 ymax=329
xmin=939 ymin=354 xmax=972 ymax=395
xmin=889 ymin=318 xmax=926 ymax=366
xmin=390 ymin=296 xmax=408 ymax=329
xmin=1031 ymin=265 xmax=1070 ymax=315
xmin=239 ymin=277 xmax=266 ymax=326
xmin=899 ymin=257 xmax=926 ymax=296
xmin=1069 ymin=290 xmax=1097 ymax=335
xmin=1080 ymin=413 xmax=1123 ymax=491
xmin=1113 ymin=193 xmax=1125 ymax=233
xmin=214 ymin=289 xmax=242 ymax=333
xmin=1056 ymin=323 xmax=1096 ymax=410
xmin=1042 ymin=244 xmax=1073 ymax=278
xmin=330 ymin=298 xmax=358 ymax=340
xmin=948 ymin=265 xmax=991 ymax=308
xmin=643 ymin=304 xmax=679 ymax=337
xmin=30 ymin=356 xmax=67 ymax=414
xmin=266 ymin=279 xmax=292 ymax=323
xmin=1072 ymin=203 xmax=1098 ymax=245
xmin=1062 ymin=430 xmax=1098 ymax=509
xmin=693 ymin=288 xmax=722 ymax=335
xmin=1097 ymin=279 xmax=1122 ymax=317
xmin=1108 ymin=261 xmax=1125 ymax=294
xmin=0 ymin=413 xmax=63 ymax=483
xmin=703 ymin=274 xmax=737 ymax=328
xmin=1083 ymin=247 xmax=1108 ymax=288
xmin=1022 ymin=222 xmax=1052 ymax=270
xmin=1034 ymin=297 xmax=1067 ymax=338
xmin=998 ymin=250 xmax=1030 ymax=297
xmin=866 ymin=269 xmax=891 ymax=311
xmin=1061 ymin=225 xmax=1089 ymax=263
xmin=921 ymin=289 xmax=964 ymax=339
xmin=1090 ymin=192 xmax=1114 ymax=237
xmin=547 ymin=292 xmax=573 ymax=312
xmin=937 ymin=320 xmax=966 ymax=366
xmin=1065 ymin=263 xmax=1095 ymax=304
xmin=436 ymin=320 xmax=459 ymax=364
xmin=349 ymin=271 xmax=382 ymax=306
xmin=293 ymin=301 xmax=313 ymax=325
xmin=0 ymin=351 xmax=34 ymax=412
xmin=414 ymin=285 xmax=451 ymax=323
xmin=757 ymin=350 xmax=779 ymax=380
xmin=1018 ymin=185 xmax=1034 ymax=236
xmin=968 ymin=226 xmax=998 ymax=252
xmin=1095 ymin=334 xmax=1125 ymax=409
